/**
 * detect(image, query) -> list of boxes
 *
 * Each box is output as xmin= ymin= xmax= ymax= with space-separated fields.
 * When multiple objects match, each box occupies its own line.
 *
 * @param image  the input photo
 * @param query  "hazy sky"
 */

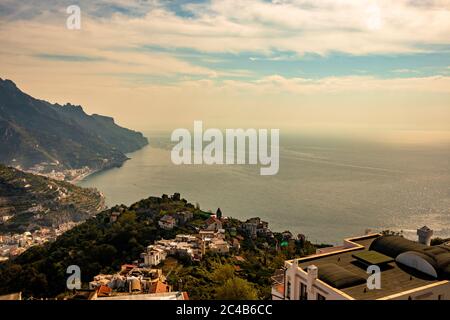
xmin=1 ymin=0 xmax=450 ymax=143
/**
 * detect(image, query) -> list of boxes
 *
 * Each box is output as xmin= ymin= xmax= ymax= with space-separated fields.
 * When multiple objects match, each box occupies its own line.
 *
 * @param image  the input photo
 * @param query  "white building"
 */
xmin=209 ymin=239 xmax=230 ymax=254
xmin=158 ymin=215 xmax=176 ymax=230
xmin=242 ymin=217 xmax=270 ymax=239
xmin=273 ymin=229 xmax=450 ymax=300
xmin=142 ymin=245 xmax=167 ymax=267
xmin=152 ymin=236 xmax=201 ymax=260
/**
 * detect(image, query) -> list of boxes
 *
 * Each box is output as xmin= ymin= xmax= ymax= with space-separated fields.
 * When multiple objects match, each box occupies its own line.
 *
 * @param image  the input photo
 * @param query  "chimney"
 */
xmin=417 ymin=226 xmax=433 ymax=246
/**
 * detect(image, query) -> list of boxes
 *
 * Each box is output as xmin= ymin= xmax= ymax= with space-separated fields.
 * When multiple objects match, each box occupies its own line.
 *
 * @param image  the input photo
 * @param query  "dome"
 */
xmin=369 ymin=235 xmax=427 ymax=258
xmin=370 ymin=235 xmax=450 ymax=279
xmin=396 ymin=251 xmax=438 ymax=278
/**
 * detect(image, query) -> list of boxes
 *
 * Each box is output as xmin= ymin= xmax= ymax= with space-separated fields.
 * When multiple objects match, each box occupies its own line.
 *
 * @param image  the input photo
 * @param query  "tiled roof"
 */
xmin=150 ymin=281 xmax=170 ymax=294
xmin=97 ymin=285 xmax=112 ymax=297
xmin=205 ymin=216 xmax=220 ymax=224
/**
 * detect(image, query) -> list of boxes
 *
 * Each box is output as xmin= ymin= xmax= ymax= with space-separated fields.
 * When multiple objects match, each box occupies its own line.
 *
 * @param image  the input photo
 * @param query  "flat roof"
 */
xmin=318 ymin=263 xmax=366 ymax=289
xmin=352 ymin=250 xmax=394 ymax=266
xmin=296 ymin=235 xmax=445 ymax=300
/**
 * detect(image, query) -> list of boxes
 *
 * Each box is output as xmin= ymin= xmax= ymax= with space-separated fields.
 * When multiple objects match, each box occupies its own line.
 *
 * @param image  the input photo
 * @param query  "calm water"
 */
xmin=78 ymin=133 xmax=450 ymax=244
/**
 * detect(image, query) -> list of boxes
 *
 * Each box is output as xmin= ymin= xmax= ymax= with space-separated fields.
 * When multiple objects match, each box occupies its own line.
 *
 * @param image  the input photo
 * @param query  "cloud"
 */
xmin=391 ymin=68 xmax=420 ymax=74
xmin=249 ymin=54 xmax=297 ymax=61
xmin=2 ymin=0 xmax=450 ymax=56
xmin=1 ymin=1 xmax=449 ymax=88
xmin=0 ymin=0 xmax=449 ymax=135
xmin=220 ymin=74 xmax=450 ymax=94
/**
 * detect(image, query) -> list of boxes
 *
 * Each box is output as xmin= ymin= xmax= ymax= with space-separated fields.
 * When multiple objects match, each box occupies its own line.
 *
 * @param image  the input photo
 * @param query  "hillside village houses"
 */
xmin=89 ymin=264 xmax=170 ymax=293
xmin=84 ymin=264 xmax=188 ymax=300
xmin=3 ymin=199 xmax=282 ymax=300
xmin=204 ymin=216 xmax=223 ymax=231
xmin=242 ymin=217 xmax=271 ymax=239
xmin=158 ymin=215 xmax=176 ymax=230
xmin=141 ymin=231 xmax=230 ymax=266
xmin=142 ymin=245 xmax=167 ymax=267
xmin=147 ymin=234 xmax=202 ymax=263
xmin=140 ymin=208 xmax=250 ymax=266
xmin=200 ymin=230 xmax=230 ymax=254
xmin=156 ymin=211 xmax=195 ymax=230
xmin=0 ymin=222 xmax=80 ymax=261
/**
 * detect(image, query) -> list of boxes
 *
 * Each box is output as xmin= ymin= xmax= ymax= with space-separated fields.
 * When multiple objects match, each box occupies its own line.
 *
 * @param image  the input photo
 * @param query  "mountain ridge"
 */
xmin=0 ymin=78 xmax=148 ymax=179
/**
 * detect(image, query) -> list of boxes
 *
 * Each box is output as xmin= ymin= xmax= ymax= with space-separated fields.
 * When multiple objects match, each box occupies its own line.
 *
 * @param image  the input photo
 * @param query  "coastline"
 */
xmin=69 ymin=168 xmax=99 ymax=184
xmin=71 ymin=142 xmax=150 ymax=196
xmin=70 ymin=141 xmax=149 ymax=184
xmin=70 ymin=156 xmax=132 ymax=184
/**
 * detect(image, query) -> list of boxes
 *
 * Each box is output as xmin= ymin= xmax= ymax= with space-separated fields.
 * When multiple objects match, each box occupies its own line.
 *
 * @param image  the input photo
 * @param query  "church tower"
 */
xmin=216 ymin=208 xmax=222 ymax=219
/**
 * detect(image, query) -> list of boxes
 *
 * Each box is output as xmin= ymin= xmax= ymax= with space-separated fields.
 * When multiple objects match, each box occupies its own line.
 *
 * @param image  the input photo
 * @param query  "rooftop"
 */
xmin=160 ymin=215 xmax=175 ymax=222
xmin=295 ymin=235 xmax=449 ymax=300
xmin=352 ymin=250 xmax=394 ymax=266
xmin=205 ymin=216 xmax=221 ymax=225
xmin=97 ymin=292 xmax=186 ymax=300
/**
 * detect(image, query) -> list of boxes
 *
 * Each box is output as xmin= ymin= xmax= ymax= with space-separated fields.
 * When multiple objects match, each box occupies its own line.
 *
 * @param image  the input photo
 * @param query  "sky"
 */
xmin=1 ymin=0 xmax=450 ymax=143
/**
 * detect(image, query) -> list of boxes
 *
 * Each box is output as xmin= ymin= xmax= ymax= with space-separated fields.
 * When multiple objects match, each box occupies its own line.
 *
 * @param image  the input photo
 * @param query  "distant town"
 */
xmin=16 ymin=161 xmax=95 ymax=183
xmin=0 ymin=222 xmax=81 ymax=262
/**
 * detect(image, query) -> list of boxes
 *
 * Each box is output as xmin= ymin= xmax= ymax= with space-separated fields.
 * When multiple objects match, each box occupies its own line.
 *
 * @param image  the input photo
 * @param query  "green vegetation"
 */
xmin=431 ymin=237 xmax=450 ymax=246
xmin=381 ymin=230 xmax=404 ymax=237
xmin=216 ymin=277 xmax=258 ymax=300
xmin=162 ymin=247 xmax=288 ymax=300
xmin=0 ymin=193 xmax=318 ymax=299
xmin=0 ymin=165 xmax=105 ymax=233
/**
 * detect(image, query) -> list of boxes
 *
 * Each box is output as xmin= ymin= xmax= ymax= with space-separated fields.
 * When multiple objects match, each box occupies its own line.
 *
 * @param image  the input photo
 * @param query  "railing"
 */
xmin=271 ymin=269 xmax=285 ymax=285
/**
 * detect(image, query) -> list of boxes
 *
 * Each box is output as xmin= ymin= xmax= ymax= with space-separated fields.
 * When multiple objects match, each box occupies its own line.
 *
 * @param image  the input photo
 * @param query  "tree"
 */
xmin=216 ymin=208 xmax=222 ymax=219
xmin=172 ymin=193 xmax=181 ymax=201
xmin=431 ymin=237 xmax=450 ymax=246
xmin=211 ymin=264 xmax=235 ymax=283
xmin=381 ymin=229 xmax=403 ymax=237
xmin=215 ymin=277 xmax=258 ymax=300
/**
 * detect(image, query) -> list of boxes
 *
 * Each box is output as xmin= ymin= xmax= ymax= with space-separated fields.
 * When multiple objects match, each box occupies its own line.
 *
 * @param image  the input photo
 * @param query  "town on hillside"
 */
xmin=0 ymin=222 xmax=80 ymax=262
xmin=64 ymin=194 xmax=315 ymax=300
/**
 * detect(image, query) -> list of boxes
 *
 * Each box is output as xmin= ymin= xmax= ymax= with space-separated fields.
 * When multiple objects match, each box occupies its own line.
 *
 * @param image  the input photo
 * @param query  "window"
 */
xmin=300 ymin=282 xmax=308 ymax=300
xmin=317 ymin=293 xmax=326 ymax=301
xmin=438 ymin=294 xmax=443 ymax=300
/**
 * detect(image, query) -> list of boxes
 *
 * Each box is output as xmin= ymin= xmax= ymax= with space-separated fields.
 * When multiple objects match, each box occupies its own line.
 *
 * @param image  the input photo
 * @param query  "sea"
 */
xmin=78 ymin=132 xmax=450 ymax=245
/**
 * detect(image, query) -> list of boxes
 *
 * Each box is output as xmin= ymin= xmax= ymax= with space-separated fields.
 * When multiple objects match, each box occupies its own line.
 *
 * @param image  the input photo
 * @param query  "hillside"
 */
xmin=0 ymin=78 xmax=148 ymax=178
xmin=0 ymin=165 xmax=106 ymax=233
xmin=0 ymin=194 xmax=316 ymax=299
